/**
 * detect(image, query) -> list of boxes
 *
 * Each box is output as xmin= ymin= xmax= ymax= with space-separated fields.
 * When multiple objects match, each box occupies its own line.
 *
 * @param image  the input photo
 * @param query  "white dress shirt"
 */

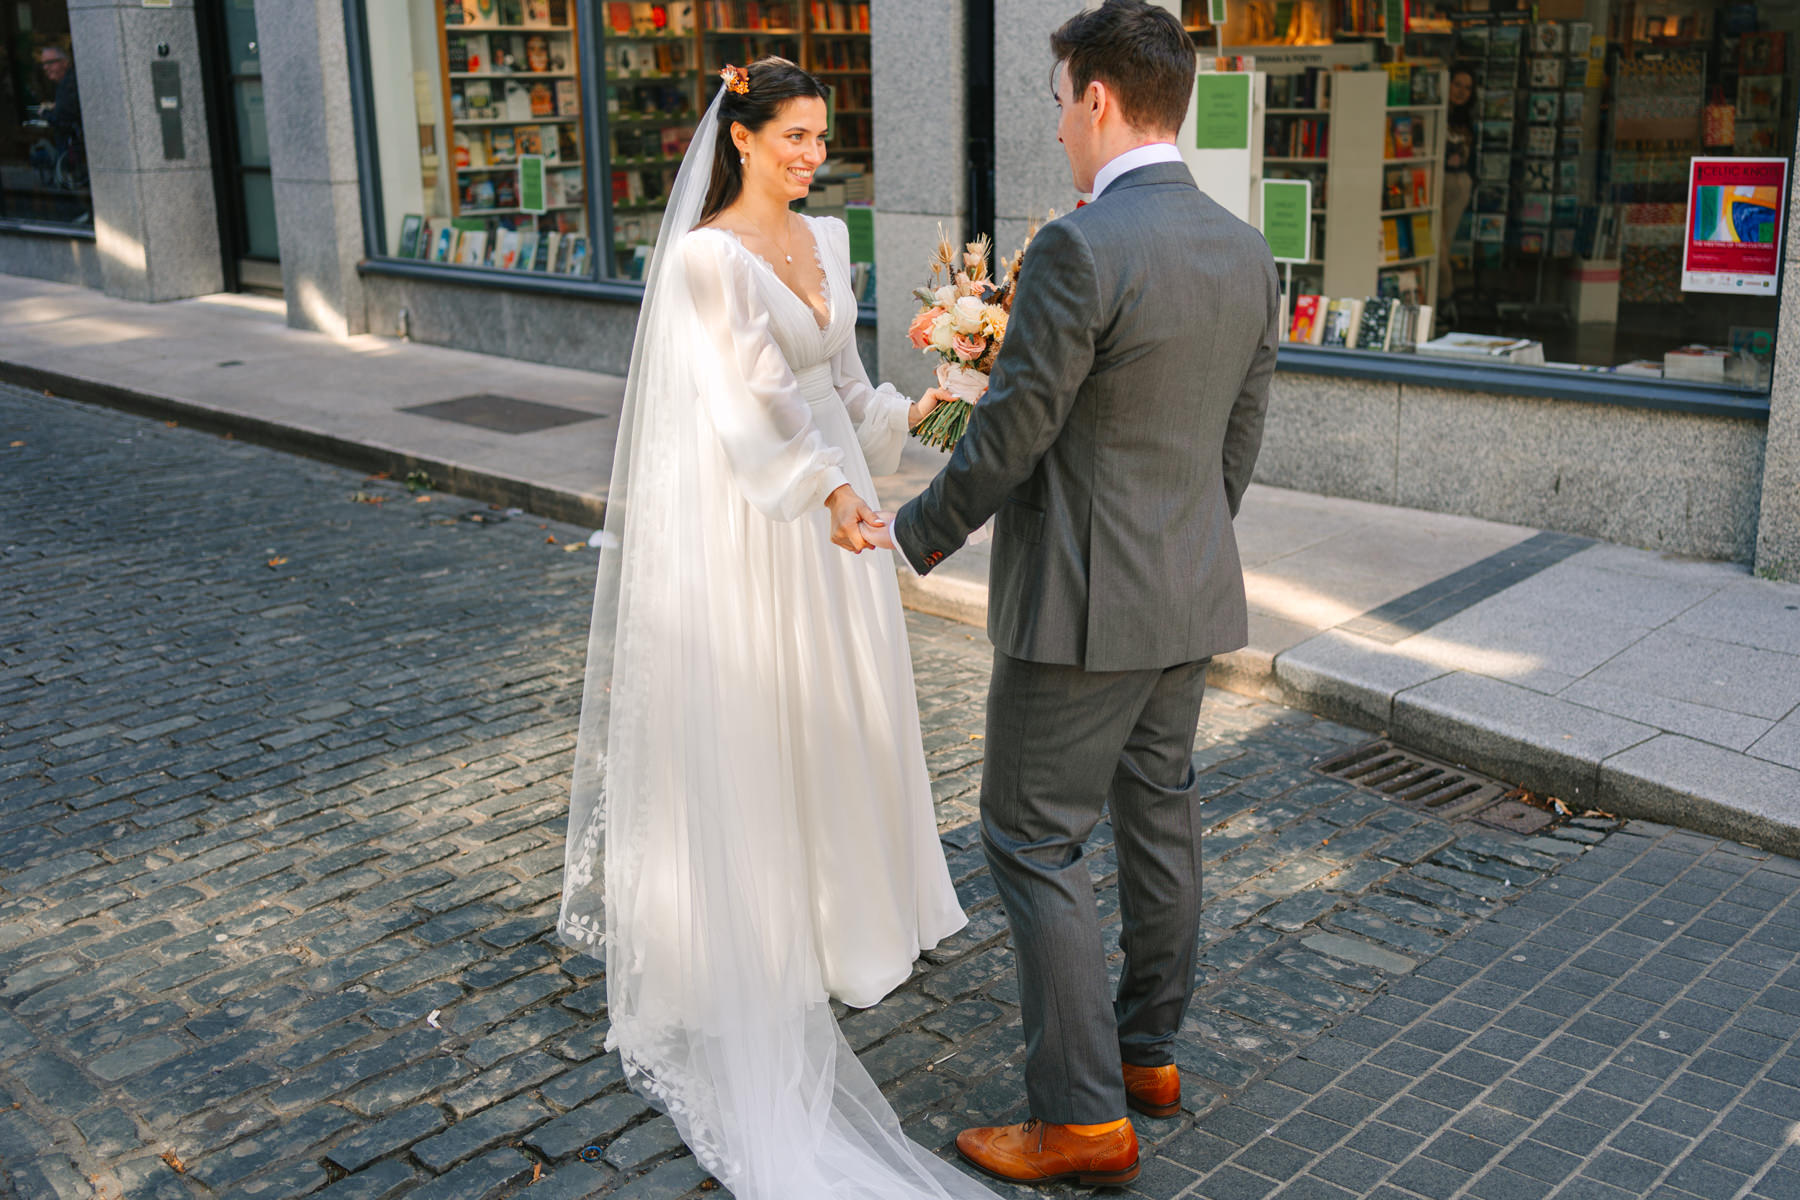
xmin=1090 ymin=142 xmax=1184 ymax=201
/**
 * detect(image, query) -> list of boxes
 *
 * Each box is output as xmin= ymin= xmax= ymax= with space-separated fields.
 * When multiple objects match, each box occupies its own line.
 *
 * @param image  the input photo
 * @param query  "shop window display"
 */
xmin=602 ymin=1 xmax=875 ymax=294
xmin=366 ymin=0 xmax=595 ymax=276
xmin=1 ymin=3 xmax=90 ymax=228
xmin=1183 ymin=0 xmax=1800 ymax=388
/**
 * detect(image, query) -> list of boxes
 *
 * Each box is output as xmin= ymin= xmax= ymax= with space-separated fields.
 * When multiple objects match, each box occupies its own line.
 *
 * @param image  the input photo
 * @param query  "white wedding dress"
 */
xmin=559 ymin=87 xmax=999 ymax=1200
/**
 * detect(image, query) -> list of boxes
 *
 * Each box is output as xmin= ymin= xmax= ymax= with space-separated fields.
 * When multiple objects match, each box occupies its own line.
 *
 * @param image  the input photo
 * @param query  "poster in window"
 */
xmin=1681 ymin=157 xmax=1787 ymax=295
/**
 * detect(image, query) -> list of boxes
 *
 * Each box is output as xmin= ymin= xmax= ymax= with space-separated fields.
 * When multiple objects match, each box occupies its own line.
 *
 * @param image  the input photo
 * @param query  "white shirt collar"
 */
xmin=1090 ymin=143 xmax=1184 ymax=201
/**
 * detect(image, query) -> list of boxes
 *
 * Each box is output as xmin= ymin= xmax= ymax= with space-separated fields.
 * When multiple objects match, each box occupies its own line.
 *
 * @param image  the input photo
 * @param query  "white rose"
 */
xmin=933 ymin=284 xmax=958 ymax=309
xmin=935 ymin=363 xmax=991 ymax=403
xmin=928 ymin=312 xmax=957 ymax=354
xmin=949 ymin=295 xmax=986 ymax=334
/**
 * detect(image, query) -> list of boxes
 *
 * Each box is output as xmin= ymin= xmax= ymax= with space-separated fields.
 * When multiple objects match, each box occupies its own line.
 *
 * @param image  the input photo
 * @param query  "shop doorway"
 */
xmin=200 ymin=0 xmax=280 ymax=293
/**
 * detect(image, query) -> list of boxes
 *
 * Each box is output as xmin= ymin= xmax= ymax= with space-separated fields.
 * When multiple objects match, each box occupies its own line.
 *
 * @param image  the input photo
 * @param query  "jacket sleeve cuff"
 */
xmin=892 ymin=502 xmax=936 ymax=576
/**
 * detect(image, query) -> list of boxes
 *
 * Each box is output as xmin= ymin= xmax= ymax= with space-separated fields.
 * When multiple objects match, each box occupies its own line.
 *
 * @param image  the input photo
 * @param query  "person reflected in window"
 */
xmin=31 ymin=44 xmax=86 ymax=196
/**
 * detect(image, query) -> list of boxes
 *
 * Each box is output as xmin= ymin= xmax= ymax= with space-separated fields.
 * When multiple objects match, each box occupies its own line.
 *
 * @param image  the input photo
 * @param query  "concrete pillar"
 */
xmin=1753 ymin=141 xmax=1800 ymax=581
xmin=870 ymin=0 xmax=967 ymax=398
xmin=993 ymin=0 xmax=1081 ymax=255
xmin=67 ymin=0 xmax=224 ymax=301
xmin=254 ymin=0 xmax=369 ymax=336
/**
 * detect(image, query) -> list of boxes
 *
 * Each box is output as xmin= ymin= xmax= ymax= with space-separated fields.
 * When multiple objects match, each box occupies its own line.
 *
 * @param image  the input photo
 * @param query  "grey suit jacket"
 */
xmin=894 ymin=161 xmax=1279 ymax=673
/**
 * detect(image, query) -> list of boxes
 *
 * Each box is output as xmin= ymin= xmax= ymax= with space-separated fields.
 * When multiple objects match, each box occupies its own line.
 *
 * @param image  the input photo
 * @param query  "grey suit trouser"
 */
xmin=980 ymin=649 xmax=1209 ymax=1125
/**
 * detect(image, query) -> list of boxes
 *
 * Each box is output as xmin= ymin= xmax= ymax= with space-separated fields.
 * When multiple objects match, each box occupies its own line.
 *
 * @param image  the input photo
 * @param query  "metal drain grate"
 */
xmin=1314 ymin=740 xmax=1510 ymax=821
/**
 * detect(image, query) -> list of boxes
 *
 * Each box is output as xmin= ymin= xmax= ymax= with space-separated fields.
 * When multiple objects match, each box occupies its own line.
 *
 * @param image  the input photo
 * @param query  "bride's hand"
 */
xmin=910 ymin=388 xmax=954 ymax=430
xmin=826 ymin=484 xmax=880 ymax=553
xmin=860 ymin=511 xmax=897 ymax=550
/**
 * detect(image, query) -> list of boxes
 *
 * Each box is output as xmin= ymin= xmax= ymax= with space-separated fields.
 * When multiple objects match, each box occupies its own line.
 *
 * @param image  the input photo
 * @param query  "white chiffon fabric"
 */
xmin=559 ymin=87 xmax=1000 ymax=1200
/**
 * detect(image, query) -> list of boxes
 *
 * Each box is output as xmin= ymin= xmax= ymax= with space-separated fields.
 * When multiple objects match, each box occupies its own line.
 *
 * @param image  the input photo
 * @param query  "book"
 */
xmin=1417 ymin=331 xmax=1545 ymax=363
xmin=1412 ymin=216 xmax=1433 ymax=259
xmin=1387 ymin=115 xmax=1414 ymax=159
xmin=514 ymin=232 xmax=539 ymax=270
xmin=1289 ymin=294 xmax=1324 ymax=343
xmin=1319 ymin=298 xmax=1363 ymax=348
xmin=396 ymin=214 xmax=424 ymax=259
xmin=565 ymin=234 xmax=590 ymax=275
xmin=1411 ymin=168 xmax=1430 ymax=208
xmin=538 ymin=231 xmax=560 ymax=272
xmin=494 ymin=228 xmax=521 ymax=269
xmin=555 ymin=80 xmax=580 ymax=117
xmin=1357 ymin=296 xmax=1395 ymax=351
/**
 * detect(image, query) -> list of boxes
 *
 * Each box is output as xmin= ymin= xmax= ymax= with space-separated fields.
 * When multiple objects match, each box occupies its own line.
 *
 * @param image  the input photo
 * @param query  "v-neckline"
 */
xmin=709 ymin=218 xmax=834 ymax=333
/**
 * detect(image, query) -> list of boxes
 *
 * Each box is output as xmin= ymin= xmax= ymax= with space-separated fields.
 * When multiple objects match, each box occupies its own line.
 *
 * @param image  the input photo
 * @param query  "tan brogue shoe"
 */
xmin=955 ymin=1117 xmax=1140 ymax=1187
xmin=1122 ymin=1063 xmax=1182 ymax=1118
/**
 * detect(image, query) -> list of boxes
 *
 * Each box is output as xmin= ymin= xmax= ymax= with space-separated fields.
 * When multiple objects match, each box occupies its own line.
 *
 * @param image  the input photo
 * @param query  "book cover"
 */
xmin=1520 ymin=191 xmax=1552 ymax=224
xmin=1389 ymin=115 xmax=1414 ymax=159
xmin=396 ymin=214 xmax=424 ymax=259
xmin=567 ymin=235 xmax=590 ymax=276
xmin=1412 ymin=215 xmax=1433 ymax=259
xmin=1382 ymin=217 xmax=1402 ymax=262
xmin=556 ymin=80 xmax=580 ymax=117
xmin=1528 ymin=91 xmax=1560 ymax=123
xmin=537 ymin=231 xmax=559 ymax=272
xmin=495 ymin=228 xmax=520 ymax=269
xmin=1526 ymin=125 xmax=1556 ymax=155
xmin=1529 ymin=57 xmax=1563 ymax=87
xmin=1395 ymin=215 xmax=1415 ymax=259
xmin=514 ymin=232 xmax=539 ymax=270
xmin=489 ymin=128 xmax=515 ymax=164
xmin=505 ymin=82 xmax=536 ymax=121
xmin=463 ymin=0 xmax=500 ymax=25
xmin=1411 ymin=168 xmax=1430 ymax=208
xmin=1319 ymin=298 xmax=1355 ymax=347
xmin=1290 ymin=295 xmax=1323 ymax=343
xmin=1357 ymin=296 xmax=1394 ymax=351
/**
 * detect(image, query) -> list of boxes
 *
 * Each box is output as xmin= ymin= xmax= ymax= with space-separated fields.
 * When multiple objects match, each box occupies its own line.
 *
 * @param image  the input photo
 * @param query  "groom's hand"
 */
xmin=826 ymin=484 xmax=880 ymax=553
xmin=861 ymin=511 xmax=897 ymax=550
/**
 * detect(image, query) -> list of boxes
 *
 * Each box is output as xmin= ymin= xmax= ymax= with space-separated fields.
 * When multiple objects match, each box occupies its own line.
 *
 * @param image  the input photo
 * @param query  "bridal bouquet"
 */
xmin=905 ymin=222 xmax=1042 ymax=451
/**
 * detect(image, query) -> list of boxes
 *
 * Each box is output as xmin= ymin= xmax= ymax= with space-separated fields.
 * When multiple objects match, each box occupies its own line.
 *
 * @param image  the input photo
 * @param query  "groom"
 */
xmin=866 ymin=0 xmax=1277 ymax=1186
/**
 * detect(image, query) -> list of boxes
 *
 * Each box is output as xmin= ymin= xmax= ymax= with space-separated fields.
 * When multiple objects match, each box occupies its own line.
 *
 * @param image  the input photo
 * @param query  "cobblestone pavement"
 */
xmin=2 ymin=384 xmax=1796 ymax=1200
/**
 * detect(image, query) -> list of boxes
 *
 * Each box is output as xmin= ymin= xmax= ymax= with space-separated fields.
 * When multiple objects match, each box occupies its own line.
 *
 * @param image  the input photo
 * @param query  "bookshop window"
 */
xmin=363 ymin=1 xmax=595 ymax=276
xmin=600 ymin=1 xmax=876 ymax=296
xmin=2 ymin=4 xmax=91 ymax=228
xmin=1182 ymin=0 xmax=1800 ymax=388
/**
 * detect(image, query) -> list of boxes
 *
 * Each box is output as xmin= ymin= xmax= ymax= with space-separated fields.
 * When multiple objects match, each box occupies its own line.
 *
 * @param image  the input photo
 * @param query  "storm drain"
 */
xmin=1314 ymin=740 xmax=1512 ymax=822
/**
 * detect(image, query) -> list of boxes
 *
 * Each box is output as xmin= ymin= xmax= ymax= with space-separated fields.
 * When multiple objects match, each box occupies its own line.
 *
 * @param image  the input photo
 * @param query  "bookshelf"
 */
xmin=432 ymin=0 xmax=592 ymax=274
xmin=599 ymin=1 xmax=875 ymax=279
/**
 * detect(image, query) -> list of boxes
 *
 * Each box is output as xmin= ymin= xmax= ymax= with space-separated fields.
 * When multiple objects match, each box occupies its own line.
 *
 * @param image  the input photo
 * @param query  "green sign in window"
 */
xmin=1209 ymin=0 xmax=1227 ymax=25
xmin=844 ymin=204 xmax=875 ymax=264
xmin=1259 ymin=179 xmax=1312 ymax=263
xmin=1194 ymin=72 xmax=1251 ymax=151
xmin=1384 ymin=0 xmax=1406 ymax=45
xmin=518 ymin=155 xmax=545 ymax=215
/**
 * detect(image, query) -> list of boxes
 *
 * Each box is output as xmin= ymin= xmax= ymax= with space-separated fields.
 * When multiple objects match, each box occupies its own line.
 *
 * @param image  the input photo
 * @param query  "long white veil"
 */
xmin=558 ymin=84 xmax=1003 ymax=1200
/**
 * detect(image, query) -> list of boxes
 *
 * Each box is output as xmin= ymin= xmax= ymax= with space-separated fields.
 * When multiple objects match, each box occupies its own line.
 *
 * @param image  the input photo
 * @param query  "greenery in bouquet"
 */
xmin=905 ymin=221 xmax=1042 ymax=451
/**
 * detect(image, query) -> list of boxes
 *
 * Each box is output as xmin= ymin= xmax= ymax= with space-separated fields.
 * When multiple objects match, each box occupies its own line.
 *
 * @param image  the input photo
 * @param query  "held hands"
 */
xmin=826 ymin=484 xmax=882 ymax=554
xmin=860 ymin=511 xmax=897 ymax=550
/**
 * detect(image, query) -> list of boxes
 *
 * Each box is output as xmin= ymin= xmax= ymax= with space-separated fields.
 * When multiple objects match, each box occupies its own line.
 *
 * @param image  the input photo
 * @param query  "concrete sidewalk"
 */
xmin=5 ymin=272 xmax=1798 ymax=852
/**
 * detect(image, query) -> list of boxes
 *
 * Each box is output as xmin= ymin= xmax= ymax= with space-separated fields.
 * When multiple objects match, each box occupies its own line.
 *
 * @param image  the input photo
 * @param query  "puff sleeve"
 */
xmin=683 ymin=231 xmax=850 ymax=521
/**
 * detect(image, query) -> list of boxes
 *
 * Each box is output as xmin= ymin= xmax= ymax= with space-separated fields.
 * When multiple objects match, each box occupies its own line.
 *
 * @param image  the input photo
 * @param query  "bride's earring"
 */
xmin=740 ymin=155 xmax=748 ymax=165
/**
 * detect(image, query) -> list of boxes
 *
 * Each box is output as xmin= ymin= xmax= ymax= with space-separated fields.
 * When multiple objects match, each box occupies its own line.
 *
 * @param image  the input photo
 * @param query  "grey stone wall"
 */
xmin=869 ymin=0 xmax=968 ymax=398
xmin=66 ymin=0 xmax=223 ymax=301
xmin=254 ymin=0 xmax=369 ymax=336
xmin=0 ymin=233 xmax=104 ymax=289
xmin=1259 ymin=373 xmax=1768 ymax=562
xmin=1751 ymin=138 xmax=1800 ymax=579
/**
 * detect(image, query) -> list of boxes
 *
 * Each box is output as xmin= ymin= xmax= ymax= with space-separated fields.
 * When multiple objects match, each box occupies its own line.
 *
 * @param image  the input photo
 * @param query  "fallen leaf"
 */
xmin=164 ymin=420 xmax=178 ymax=428
xmin=267 ymin=556 xmax=288 ymax=568
xmin=366 ymin=471 xmax=390 ymax=480
xmin=531 ymin=1163 xmax=543 ymax=1183
xmin=161 ymin=1150 xmax=185 ymax=1174
xmin=350 ymin=491 xmax=385 ymax=505
xmin=415 ymin=495 xmax=432 ymax=503
xmin=546 ymin=535 xmax=558 ymax=544
xmin=562 ymin=542 xmax=583 ymax=552
xmin=8 ymin=441 xmax=23 ymax=448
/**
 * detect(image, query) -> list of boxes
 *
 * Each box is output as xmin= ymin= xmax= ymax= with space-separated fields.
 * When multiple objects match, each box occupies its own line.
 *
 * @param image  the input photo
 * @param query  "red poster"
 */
xmin=1681 ymin=157 xmax=1788 ymax=295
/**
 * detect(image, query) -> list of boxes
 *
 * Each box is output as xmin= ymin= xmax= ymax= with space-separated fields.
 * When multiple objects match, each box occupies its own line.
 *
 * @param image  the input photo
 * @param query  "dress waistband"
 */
xmin=792 ymin=363 xmax=835 ymax=405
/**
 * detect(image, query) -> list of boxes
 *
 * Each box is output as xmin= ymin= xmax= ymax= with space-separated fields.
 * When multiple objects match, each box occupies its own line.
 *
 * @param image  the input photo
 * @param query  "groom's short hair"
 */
xmin=1051 ymin=0 xmax=1196 ymax=136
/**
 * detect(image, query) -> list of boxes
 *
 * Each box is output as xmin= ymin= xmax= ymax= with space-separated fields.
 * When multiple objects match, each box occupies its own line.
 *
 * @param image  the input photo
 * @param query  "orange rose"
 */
xmin=953 ymin=332 xmax=987 ymax=362
xmin=907 ymin=306 xmax=944 ymax=350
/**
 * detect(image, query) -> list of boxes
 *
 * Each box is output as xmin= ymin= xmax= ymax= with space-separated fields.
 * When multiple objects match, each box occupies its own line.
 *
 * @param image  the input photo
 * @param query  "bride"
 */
xmin=558 ymin=57 xmax=1003 ymax=1200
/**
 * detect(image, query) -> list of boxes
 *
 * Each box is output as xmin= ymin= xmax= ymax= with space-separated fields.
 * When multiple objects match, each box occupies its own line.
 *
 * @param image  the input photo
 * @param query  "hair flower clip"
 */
xmin=720 ymin=64 xmax=750 ymax=95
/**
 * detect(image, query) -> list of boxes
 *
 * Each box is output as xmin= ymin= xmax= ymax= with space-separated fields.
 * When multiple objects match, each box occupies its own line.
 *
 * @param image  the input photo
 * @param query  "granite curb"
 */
xmin=0 ymin=358 xmax=608 ymax=530
xmin=1270 ymin=634 xmax=1800 ymax=861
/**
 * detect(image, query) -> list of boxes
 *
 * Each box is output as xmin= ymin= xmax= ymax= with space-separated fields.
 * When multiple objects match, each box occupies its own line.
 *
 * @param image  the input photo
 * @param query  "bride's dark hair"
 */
xmin=700 ymin=57 xmax=830 ymax=224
